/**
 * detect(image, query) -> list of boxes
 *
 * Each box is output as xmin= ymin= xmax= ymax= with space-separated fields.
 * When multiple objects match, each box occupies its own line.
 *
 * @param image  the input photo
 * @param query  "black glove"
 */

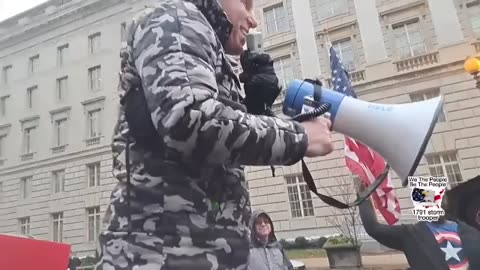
xmin=239 ymin=50 xmax=281 ymax=115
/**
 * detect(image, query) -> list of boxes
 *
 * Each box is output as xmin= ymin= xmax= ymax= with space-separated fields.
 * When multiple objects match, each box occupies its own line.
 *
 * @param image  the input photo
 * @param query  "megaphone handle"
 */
xmin=292 ymin=103 xmax=332 ymax=122
xmin=289 ymin=97 xmax=391 ymax=209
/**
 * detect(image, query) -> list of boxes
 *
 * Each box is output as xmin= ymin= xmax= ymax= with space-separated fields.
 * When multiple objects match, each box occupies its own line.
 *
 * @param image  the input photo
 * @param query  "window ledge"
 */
xmin=290 ymin=216 xmax=316 ymax=221
xmin=350 ymin=70 xmax=366 ymax=83
xmin=378 ymin=0 xmax=426 ymax=17
xmin=264 ymin=35 xmax=296 ymax=51
xmin=325 ymin=69 xmax=366 ymax=87
xmin=51 ymin=144 xmax=68 ymax=154
xmin=85 ymin=136 xmax=102 ymax=147
xmin=316 ymin=18 xmax=356 ymax=35
xmin=20 ymin=152 xmax=35 ymax=161
xmin=393 ymin=51 xmax=439 ymax=72
xmin=472 ymin=40 xmax=480 ymax=53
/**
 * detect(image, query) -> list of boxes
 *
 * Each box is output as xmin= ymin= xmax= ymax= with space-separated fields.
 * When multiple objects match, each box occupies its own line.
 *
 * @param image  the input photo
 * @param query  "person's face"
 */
xmin=220 ymin=0 xmax=258 ymax=55
xmin=255 ymin=214 xmax=271 ymax=239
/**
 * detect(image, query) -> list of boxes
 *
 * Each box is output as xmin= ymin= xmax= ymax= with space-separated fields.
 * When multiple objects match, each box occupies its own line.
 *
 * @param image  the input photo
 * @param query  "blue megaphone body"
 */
xmin=282 ymin=79 xmax=445 ymax=187
xmin=282 ymin=79 xmax=346 ymax=122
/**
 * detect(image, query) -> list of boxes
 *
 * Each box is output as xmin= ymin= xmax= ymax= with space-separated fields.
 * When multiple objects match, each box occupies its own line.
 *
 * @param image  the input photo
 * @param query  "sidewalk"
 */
xmin=299 ymin=253 xmax=408 ymax=270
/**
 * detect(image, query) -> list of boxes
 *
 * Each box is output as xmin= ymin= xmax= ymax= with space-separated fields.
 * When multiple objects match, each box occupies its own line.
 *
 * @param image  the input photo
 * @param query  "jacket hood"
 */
xmin=249 ymin=209 xmax=277 ymax=246
xmin=186 ymin=0 xmax=233 ymax=47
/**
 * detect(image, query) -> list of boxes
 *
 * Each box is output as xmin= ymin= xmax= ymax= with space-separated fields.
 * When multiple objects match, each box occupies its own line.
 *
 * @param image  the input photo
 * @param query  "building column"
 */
xmin=427 ymin=0 xmax=464 ymax=46
xmin=353 ymin=0 xmax=388 ymax=64
xmin=290 ymin=0 xmax=322 ymax=78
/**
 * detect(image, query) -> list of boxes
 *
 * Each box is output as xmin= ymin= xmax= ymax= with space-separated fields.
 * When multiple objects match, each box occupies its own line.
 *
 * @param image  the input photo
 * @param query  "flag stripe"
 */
xmin=329 ymin=46 xmax=401 ymax=225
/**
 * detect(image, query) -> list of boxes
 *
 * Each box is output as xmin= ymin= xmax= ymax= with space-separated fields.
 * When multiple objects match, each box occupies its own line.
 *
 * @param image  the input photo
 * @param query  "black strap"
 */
xmin=285 ymin=86 xmax=391 ymax=209
xmin=301 ymin=159 xmax=391 ymax=209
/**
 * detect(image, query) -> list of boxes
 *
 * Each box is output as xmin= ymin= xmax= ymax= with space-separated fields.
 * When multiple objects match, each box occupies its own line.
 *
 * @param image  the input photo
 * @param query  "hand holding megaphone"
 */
xmin=295 ymin=78 xmax=335 ymax=156
xmin=283 ymin=79 xmax=445 ymax=187
xmin=302 ymin=117 xmax=334 ymax=157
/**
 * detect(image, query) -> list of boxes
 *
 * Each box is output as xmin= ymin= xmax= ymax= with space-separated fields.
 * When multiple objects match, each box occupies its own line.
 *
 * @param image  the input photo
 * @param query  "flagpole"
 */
xmin=327 ymin=44 xmax=401 ymax=225
xmin=323 ymin=28 xmax=333 ymax=87
xmin=323 ymin=28 xmax=332 ymax=54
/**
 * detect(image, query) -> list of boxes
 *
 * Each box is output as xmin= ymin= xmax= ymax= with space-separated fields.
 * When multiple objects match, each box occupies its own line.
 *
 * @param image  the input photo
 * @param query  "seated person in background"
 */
xmin=247 ymin=210 xmax=293 ymax=270
xmin=356 ymin=183 xmax=480 ymax=270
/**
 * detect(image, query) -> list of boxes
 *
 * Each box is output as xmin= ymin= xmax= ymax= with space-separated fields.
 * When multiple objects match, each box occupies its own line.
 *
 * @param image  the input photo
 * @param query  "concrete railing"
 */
xmin=394 ymin=51 xmax=439 ymax=72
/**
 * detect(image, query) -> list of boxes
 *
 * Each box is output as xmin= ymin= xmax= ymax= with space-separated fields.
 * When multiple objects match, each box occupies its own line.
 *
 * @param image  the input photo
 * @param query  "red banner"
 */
xmin=0 ymin=234 xmax=71 ymax=270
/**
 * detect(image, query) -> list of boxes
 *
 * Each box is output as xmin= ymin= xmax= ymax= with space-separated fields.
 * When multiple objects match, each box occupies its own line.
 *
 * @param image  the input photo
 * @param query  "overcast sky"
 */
xmin=0 ymin=0 xmax=48 ymax=21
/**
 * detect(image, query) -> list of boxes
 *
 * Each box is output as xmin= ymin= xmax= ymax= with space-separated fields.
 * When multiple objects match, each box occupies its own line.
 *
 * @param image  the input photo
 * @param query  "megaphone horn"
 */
xmin=283 ymin=79 xmax=445 ymax=187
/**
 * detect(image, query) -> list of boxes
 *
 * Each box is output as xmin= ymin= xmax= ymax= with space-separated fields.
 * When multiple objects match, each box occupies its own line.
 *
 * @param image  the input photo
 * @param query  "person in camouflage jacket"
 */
xmin=96 ymin=0 xmax=334 ymax=269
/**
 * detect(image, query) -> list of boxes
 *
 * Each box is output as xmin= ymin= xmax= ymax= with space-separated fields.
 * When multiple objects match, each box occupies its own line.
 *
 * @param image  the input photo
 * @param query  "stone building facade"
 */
xmin=0 ymin=0 xmax=479 ymax=257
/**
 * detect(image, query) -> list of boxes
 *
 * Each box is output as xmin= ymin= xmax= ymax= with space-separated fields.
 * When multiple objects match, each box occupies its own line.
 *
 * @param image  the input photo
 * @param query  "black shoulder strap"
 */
xmin=301 ymin=159 xmax=390 ymax=209
xmin=265 ymin=104 xmax=389 ymax=209
xmin=283 ymin=80 xmax=390 ymax=209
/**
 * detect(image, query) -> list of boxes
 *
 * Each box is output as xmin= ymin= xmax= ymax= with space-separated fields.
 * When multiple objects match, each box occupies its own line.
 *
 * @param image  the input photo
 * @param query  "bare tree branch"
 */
xmin=320 ymin=175 xmax=362 ymax=245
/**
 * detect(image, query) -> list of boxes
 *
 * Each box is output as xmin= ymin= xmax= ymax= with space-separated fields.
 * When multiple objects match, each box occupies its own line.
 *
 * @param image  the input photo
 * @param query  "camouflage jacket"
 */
xmin=97 ymin=0 xmax=308 ymax=269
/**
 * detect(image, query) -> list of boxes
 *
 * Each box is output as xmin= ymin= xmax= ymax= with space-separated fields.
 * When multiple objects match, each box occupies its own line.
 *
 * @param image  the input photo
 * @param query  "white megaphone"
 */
xmin=283 ymin=79 xmax=445 ymax=187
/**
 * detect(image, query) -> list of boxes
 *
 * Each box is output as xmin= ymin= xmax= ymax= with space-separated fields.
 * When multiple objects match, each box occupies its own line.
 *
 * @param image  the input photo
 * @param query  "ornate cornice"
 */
xmin=0 ymin=0 xmax=130 ymax=50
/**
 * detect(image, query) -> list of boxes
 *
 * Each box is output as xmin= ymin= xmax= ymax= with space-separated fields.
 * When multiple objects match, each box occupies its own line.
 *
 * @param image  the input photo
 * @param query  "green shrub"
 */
xmin=294 ymin=236 xmax=309 ymax=249
xmin=279 ymin=239 xmax=288 ymax=248
xmin=69 ymin=255 xmax=100 ymax=269
xmin=280 ymin=236 xmax=332 ymax=250
xmin=317 ymin=236 xmax=328 ymax=248
xmin=325 ymin=235 xmax=356 ymax=247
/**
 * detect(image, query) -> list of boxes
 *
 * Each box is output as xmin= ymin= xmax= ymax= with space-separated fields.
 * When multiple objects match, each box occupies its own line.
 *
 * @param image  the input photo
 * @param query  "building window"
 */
xmin=56 ymin=77 xmax=68 ymax=101
xmin=54 ymin=118 xmax=67 ymax=147
xmin=286 ymin=174 xmax=314 ymax=218
xmin=332 ymin=39 xmax=355 ymax=72
xmin=470 ymin=16 xmax=480 ymax=35
xmin=52 ymin=213 xmax=64 ymax=242
xmin=19 ymin=217 xmax=30 ymax=235
xmin=82 ymin=97 xmax=105 ymax=146
xmin=57 ymin=44 xmax=68 ymax=67
xmin=2 ymin=65 xmax=11 ymax=84
xmin=392 ymin=19 xmax=426 ymax=59
xmin=426 ymin=152 xmax=463 ymax=188
xmin=52 ymin=170 xmax=65 ymax=194
xmin=23 ymin=126 xmax=36 ymax=154
xmin=87 ymin=162 xmax=101 ymax=187
xmin=121 ymin=22 xmax=127 ymax=42
xmin=410 ymin=89 xmax=446 ymax=122
xmin=274 ymin=56 xmax=295 ymax=94
xmin=264 ymin=4 xmax=288 ymax=35
xmin=27 ymin=86 xmax=37 ymax=109
xmin=28 ymin=55 xmax=39 ymax=75
xmin=466 ymin=1 xmax=480 ymax=36
xmin=20 ymin=176 xmax=32 ymax=200
xmin=88 ymin=33 xmax=101 ymax=55
xmin=87 ymin=207 xmax=101 ymax=242
xmin=87 ymin=109 xmax=102 ymax=139
xmin=88 ymin=66 xmax=101 ymax=91
xmin=317 ymin=0 xmax=348 ymax=21
xmin=0 ymin=96 xmax=8 ymax=117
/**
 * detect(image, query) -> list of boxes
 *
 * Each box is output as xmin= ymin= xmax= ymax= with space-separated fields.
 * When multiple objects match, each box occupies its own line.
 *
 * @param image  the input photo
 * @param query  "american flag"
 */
xmin=412 ymin=188 xmax=445 ymax=209
xmin=329 ymin=46 xmax=401 ymax=225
